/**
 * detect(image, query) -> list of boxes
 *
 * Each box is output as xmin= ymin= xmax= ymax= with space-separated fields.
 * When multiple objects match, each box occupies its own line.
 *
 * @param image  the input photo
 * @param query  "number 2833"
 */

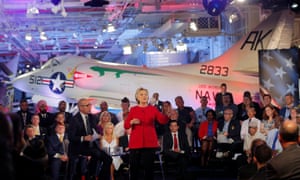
xmin=199 ymin=65 xmax=229 ymax=77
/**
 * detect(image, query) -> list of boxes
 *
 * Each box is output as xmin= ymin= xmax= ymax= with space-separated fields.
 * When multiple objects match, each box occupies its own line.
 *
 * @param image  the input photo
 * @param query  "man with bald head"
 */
xmin=68 ymin=98 xmax=112 ymax=179
xmin=266 ymin=121 xmax=300 ymax=179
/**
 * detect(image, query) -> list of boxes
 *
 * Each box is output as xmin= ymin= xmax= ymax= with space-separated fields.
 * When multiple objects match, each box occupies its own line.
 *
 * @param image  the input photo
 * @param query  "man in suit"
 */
xmin=119 ymin=128 xmax=131 ymax=165
xmin=162 ymin=120 xmax=190 ymax=180
xmin=46 ymin=122 xmax=69 ymax=180
xmin=215 ymin=83 xmax=234 ymax=109
xmin=16 ymin=99 xmax=33 ymax=130
xmin=56 ymin=100 xmax=72 ymax=124
xmin=37 ymin=100 xmax=54 ymax=131
xmin=68 ymin=98 xmax=112 ymax=180
xmin=266 ymin=120 xmax=300 ymax=179
xmin=280 ymin=93 xmax=296 ymax=119
xmin=217 ymin=108 xmax=242 ymax=157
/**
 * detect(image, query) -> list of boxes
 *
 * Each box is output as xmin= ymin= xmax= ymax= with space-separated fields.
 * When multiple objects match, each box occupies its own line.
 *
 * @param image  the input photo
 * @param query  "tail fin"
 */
xmin=158 ymin=10 xmax=294 ymax=81
xmin=0 ymin=53 xmax=20 ymax=81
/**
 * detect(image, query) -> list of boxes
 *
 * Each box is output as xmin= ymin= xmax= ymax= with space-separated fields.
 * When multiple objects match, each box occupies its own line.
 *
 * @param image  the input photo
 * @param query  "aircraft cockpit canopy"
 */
xmin=41 ymin=58 xmax=61 ymax=69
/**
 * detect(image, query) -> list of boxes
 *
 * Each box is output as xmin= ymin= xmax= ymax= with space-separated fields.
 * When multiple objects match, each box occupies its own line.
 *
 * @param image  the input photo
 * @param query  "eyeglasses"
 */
xmin=80 ymin=104 xmax=91 ymax=107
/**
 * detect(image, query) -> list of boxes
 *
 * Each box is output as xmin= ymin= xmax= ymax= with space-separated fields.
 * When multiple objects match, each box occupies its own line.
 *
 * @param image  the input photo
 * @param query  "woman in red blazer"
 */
xmin=198 ymin=109 xmax=218 ymax=167
xmin=124 ymin=87 xmax=170 ymax=180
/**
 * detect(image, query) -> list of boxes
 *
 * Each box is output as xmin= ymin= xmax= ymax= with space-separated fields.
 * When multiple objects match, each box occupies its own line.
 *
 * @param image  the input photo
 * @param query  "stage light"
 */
xmin=203 ymin=0 xmax=228 ymax=16
xmin=189 ymin=21 xmax=198 ymax=31
xmin=289 ymin=0 xmax=300 ymax=12
xmin=25 ymin=33 xmax=32 ymax=41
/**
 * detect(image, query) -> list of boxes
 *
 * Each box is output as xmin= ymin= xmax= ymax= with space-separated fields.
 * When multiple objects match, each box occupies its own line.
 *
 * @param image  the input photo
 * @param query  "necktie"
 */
xmin=85 ymin=115 xmax=91 ymax=134
xmin=59 ymin=134 xmax=63 ymax=142
xmin=173 ymin=133 xmax=178 ymax=151
xmin=22 ymin=113 xmax=26 ymax=125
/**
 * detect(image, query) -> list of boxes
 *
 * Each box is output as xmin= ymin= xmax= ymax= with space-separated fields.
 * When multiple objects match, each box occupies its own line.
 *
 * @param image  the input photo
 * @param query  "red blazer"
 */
xmin=198 ymin=120 xmax=218 ymax=140
xmin=124 ymin=105 xmax=169 ymax=149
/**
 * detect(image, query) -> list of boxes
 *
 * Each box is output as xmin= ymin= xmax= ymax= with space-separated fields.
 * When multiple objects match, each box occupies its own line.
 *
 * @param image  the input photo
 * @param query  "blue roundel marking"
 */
xmin=49 ymin=72 xmax=66 ymax=94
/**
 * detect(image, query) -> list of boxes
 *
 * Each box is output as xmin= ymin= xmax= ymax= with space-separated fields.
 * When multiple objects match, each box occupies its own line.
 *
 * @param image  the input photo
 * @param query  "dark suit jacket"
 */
xmin=266 ymin=144 xmax=300 ymax=179
xmin=118 ymin=135 xmax=130 ymax=164
xmin=16 ymin=110 xmax=33 ymax=129
xmin=68 ymin=112 xmax=97 ymax=156
xmin=38 ymin=112 xmax=55 ymax=129
xmin=217 ymin=119 xmax=241 ymax=142
xmin=46 ymin=133 xmax=69 ymax=158
xmin=162 ymin=130 xmax=190 ymax=158
xmin=215 ymin=92 xmax=234 ymax=108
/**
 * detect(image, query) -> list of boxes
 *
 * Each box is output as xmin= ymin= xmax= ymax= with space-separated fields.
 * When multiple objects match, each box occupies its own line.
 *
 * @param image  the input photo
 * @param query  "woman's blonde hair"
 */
xmin=99 ymin=111 xmax=111 ymax=125
xmin=103 ymin=122 xmax=115 ymax=137
xmin=135 ymin=87 xmax=148 ymax=104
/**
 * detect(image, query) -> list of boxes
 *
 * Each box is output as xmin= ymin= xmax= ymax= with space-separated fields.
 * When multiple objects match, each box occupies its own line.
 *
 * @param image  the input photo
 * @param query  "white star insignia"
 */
xmin=262 ymin=79 xmax=274 ymax=90
xmin=51 ymin=73 xmax=65 ymax=92
xmin=286 ymin=83 xmax=296 ymax=95
xmin=286 ymin=57 xmax=294 ymax=69
xmin=274 ymin=67 xmax=287 ymax=79
xmin=263 ymin=52 xmax=273 ymax=61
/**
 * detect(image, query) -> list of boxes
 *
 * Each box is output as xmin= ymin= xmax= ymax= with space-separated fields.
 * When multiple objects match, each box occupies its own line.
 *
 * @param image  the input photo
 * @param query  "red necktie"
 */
xmin=173 ymin=133 xmax=178 ymax=151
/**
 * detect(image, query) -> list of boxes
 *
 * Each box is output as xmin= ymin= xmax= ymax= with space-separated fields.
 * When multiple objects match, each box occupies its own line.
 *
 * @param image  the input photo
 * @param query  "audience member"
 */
xmin=98 ymin=122 xmax=123 ymax=180
xmin=150 ymin=92 xmax=164 ymax=112
xmin=285 ymin=106 xmax=298 ymax=122
xmin=266 ymin=121 xmax=300 ymax=179
xmin=162 ymin=120 xmax=190 ymax=180
xmin=20 ymin=137 xmax=49 ymax=179
xmin=0 ymin=112 xmax=14 ymax=180
xmin=153 ymin=93 xmax=168 ymax=140
xmin=240 ymin=107 xmax=261 ymax=140
xmin=124 ymin=87 xmax=169 ymax=180
xmin=49 ymin=112 xmax=68 ymax=135
xmin=266 ymin=118 xmax=282 ymax=156
xmin=46 ymin=122 xmax=69 ymax=180
xmin=249 ymin=144 xmax=272 ymax=180
xmin=280 ymin=93 xmax=296 ymax=119
xmin=194 ymin=96 xmax=211 ymax=123
xmin=216 ymin=93 xmax=238 ymax=121
xmin=195 ymin=96 xmax=213 ymax=149
xmin=243 ymin=121 xmax=265 ymax=157
xmin=260 ymin=105 xmax=280 ymax=136
xmin=175 ymin=95 xmax=196 ymax=149
xmin=37 ymin=100 xmax=54 ymax=131
xmin=198 ymin=109 xmax=218 ymax=167
xmin=98 ymin=101 xmax=119 ymax=125
xmin=118 ymin=128 xmax=131 ymax=166
xmin=30 ymin=114 xmax=47 ymax=139
xmin=96 ymin=110 xmax=112 ymax=136
xmin=237 ymin=91 xmax=261 ymax=121
xmin=215 ymin=83 xmax=234 ymax=109
xmin=56 ymin=100 xmax=72 ymax=124
xmin=115 ymin=97 xmax=130 ymax=137
xmin=261 ymin=94 xmax=280 ymax=114
xmin=16 ymin=99 xmax=33 ymax=130
xmin=237 ymin=139 xmax=267 ymax=180
xmin=68 ymin=98 xmax=112 ymax=180
xmin=216 ymin=108 xmax=242 ymax=158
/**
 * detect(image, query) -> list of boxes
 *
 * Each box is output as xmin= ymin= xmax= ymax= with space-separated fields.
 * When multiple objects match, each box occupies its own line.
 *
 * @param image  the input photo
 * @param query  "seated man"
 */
xmin=162 ymin=120 xmax=190 ymax=179
xmin=119 ymin=128 xmax=131 ymax=166
xmin=217 ymin=108 xmax=242 ymax=158
xmin=46 ymin=122 xmax=69 ymax=180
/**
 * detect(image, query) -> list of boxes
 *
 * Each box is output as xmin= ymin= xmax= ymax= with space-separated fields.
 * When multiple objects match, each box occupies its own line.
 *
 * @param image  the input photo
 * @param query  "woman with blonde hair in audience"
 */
xmin=96 ymin=111 xmax=111 ymax=136
xmin=98 ymin=122 xmax=122 ymax=180
xmin=260 ymin=105 xmax=280 ymax=136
